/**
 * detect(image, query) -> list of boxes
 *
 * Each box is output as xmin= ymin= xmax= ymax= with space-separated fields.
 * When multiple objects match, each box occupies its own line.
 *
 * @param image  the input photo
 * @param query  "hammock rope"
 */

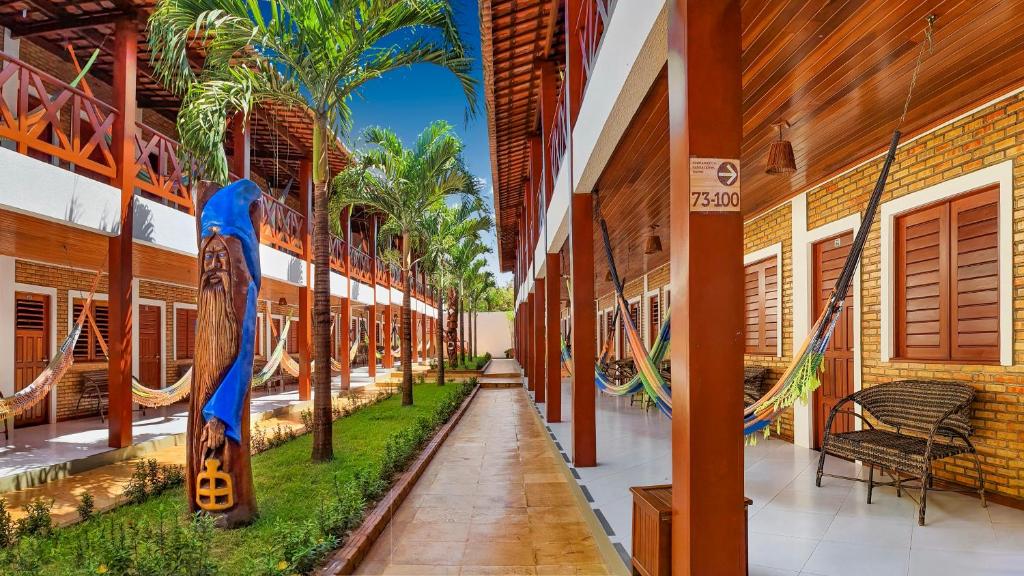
xmin=0 ymin=271 xmax=103 ymax=419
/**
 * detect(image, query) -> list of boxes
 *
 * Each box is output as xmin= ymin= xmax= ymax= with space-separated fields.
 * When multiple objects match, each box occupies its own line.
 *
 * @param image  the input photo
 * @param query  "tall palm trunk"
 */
xmin=473 ymin=310 xmax=478 ymax=359
xmin=311 ymin=120 xmax=333 ymax=462
xmin=467 ymin=300 xmax=473 ymax=364
xmin=400 ymin=237 xmax=413 ymax=406
xmin=436 ymin=286 xmax=446 ymax=386
xmin=457 ymin=291 xmax=465 ymax=366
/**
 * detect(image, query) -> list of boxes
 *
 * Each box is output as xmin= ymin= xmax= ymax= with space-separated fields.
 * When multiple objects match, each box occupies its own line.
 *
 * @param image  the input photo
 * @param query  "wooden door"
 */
xmin=813 ymin=233 xmax=856 ymax=449
xmin=14 ymin=293 xmax=49 ymax=427
xmin=138 ymin=305 xmax=162 ymax=389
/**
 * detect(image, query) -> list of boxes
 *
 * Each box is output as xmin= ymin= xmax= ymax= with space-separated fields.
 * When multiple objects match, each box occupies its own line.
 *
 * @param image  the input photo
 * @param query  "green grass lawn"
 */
xmin=2 ymin=383 xmax=468 ymax=575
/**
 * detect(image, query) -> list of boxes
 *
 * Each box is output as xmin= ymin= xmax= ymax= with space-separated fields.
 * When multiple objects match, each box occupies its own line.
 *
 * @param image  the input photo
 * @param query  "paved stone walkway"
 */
xmin=355 ymin=388 xmax=611 ymax=575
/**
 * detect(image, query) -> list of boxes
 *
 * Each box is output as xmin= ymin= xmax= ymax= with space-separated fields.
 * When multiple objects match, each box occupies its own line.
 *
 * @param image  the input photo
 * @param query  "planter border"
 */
xmin=318 ymin=384 xmax=481 ymax=575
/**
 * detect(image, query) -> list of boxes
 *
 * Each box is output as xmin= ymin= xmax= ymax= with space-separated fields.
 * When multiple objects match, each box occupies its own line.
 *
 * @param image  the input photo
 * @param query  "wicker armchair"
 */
xmin=815 ymin=380 xmax=986 ymax=525
xmin=743 ymin=366 xmax=770 ymax=408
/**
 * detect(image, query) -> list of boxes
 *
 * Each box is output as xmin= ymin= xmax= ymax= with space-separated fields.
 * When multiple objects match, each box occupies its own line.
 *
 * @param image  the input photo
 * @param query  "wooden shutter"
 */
xmin=744 ymin=257 xmax=778 ymax=355
xmin=288 ymin=318 xmax=299 ymax=354
xmin=895 ymin=186 xmax=999 ymax=362
xmin=950 ymin=187 xmax=999 ymax=362
xmin=16 ymin=295 xmax=46 ymax=331
xmin=72 ymin=301 xmax=91 ymax=360
xmin=649 ymin=294 xmax=661 ymax=344
xmin=176 ymin=308 xmax=198 ymax=360
xmin=255 ymin=317 xmax=263 ymax=357
xmin=93 ymin=303 xmax=110 ymax=359
xmin=896 ymin=203 xmax=948 ymax=360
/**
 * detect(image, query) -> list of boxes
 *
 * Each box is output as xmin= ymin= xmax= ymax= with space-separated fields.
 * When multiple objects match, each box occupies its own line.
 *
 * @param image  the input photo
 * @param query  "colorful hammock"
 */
xmin=0 ymin=273 xmax=102 ymax=420
xmin=131 ymin=317 xmax=292 ymax=407
xmin=281 ymin=319 xmax=360 ymax=377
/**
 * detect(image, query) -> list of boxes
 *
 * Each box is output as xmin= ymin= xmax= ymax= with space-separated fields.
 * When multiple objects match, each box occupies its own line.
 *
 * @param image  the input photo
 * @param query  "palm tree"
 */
xmin=450 ymin=240 xmax=488 ymax=366
xmin=149 ymin=0 xmax=476 ymax=462
xmin=332 ymin=122 xmax=478 ymax=405
xmin=420 ymin=202 xmax=491 ymax=384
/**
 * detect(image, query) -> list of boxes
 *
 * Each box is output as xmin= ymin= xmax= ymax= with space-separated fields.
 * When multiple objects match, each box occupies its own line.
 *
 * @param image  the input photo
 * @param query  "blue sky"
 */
xmin=344 ymin=1 xmax=511 ymax=286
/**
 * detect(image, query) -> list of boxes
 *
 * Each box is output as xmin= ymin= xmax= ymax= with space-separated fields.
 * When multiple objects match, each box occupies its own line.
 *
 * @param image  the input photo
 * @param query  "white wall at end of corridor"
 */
xmin=474 ymin=311 xmax=514 ymax=357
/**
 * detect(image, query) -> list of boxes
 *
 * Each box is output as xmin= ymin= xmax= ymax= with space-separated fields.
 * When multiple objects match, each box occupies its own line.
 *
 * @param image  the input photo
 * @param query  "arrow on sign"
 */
xmin=717 ymin=162 xmax=738 ymax=186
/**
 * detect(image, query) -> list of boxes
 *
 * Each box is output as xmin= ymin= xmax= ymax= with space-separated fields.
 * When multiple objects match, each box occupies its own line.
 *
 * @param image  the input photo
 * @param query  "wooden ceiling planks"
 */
xmin=489 ymin=0 xmax=1024 ymax=270
xmin=741 ymin=0 xmax=1024 ymax=215
xmin=482 ymin=0 xmax=562 ymax=267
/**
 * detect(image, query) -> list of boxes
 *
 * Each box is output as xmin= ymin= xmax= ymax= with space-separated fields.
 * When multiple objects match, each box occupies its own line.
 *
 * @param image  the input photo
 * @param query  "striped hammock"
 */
xmin=281 ymin=320 xmax=361 ymax=377
xmin=0 ymin=274 xmax=101 ymax=420
xmin=131 ymin=317 xmax=293 ymax=407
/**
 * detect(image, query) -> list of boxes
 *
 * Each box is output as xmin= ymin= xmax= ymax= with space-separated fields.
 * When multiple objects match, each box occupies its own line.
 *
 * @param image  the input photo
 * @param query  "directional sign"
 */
xmin=689 ymin=157 xmax=741 ymax=213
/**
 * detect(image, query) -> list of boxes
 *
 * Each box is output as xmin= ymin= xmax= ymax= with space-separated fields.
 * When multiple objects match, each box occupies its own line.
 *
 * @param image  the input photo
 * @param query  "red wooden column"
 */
xmin=525 ymin=293 xmax=534 ymax=388
xmin=297 ymin=159 xmax=313 ymax=400
xmin=545 ymin=253 xmax=561 ymax=421
xmin=383 ymin=303 xmax=393 ymax=369
xmin=367 ymin=216 xmax=378 ymax=378
xmin=533 ymin=276 xmax=546 ymax=403
xmin=668 ymin=1 xmax=745 ymax=574
xmin=107 ymin=17 xmax=137 ymax=449
xmin=568 ymin=193 xmax=596 ymax=467
xmin=339 ymin=207 xmax=352 ymax=390
xmin=230 ymin=114 xmax=250 ymax=179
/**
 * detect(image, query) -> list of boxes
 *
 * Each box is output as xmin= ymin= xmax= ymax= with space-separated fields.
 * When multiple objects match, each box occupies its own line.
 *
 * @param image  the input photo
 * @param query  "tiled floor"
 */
xmin=0 ymin=369 xmax=378 ymax=479
xmin=355 ymin=388 xmax=613 ymax=576
xmin=536 ymin=377 xmax=1024 ymax=576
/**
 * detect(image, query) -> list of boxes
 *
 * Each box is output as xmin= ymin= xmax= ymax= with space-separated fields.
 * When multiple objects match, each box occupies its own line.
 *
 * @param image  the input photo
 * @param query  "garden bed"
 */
xmin=0 ymin=382 xmax=474 ymax=575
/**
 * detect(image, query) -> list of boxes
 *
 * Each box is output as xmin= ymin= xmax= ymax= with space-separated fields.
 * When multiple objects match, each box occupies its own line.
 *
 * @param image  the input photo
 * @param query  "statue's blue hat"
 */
xmin=199 ymin=179 xmax=262 ymax=288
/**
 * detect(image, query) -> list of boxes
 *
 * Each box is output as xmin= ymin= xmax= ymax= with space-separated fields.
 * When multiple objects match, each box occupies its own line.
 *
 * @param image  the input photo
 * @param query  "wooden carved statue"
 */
xmin=187 ymin=180 xmax=263 ymax=528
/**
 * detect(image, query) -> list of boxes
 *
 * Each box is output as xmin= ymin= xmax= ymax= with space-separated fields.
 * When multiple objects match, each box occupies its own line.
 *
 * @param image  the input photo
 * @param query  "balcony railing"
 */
xmin=350 ymin=246 xmax=373 ymax=284
xmin=577 ymin=0 xmax=615 ymax=92
xmin=390 ymin=264 xmax=402 ymax=287
xmin=135 ymin=122 xmax=195 ymax=213
xmin=0 ymin=52 xmax=118 ymax=180
xmin=548 ymin=80 xmax=568 ymax=189
xmin=329 ymin=235 xmax=347 ymax=274
xmin=258 ymin=193 xmax=305 ymax=257
xmin=375 ymin=259 xmax=389 ymax=287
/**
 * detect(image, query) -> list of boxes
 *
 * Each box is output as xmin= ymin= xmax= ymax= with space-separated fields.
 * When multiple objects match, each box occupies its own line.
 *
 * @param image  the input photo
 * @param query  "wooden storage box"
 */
xmin=630 ymin=484 xmax=752 ymax=576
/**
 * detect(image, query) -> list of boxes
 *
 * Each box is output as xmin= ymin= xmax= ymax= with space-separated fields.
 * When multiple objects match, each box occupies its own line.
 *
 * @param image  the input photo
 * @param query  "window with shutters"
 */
xmin=623 ymin=301 xmax=640 ymax=358
xmin=744 ymin=257 xmax=779 ymax=355
xmin=16 ymin=296 xmax=46 ymax=332
xmin=288 ymin=318 xmax=299 ymax=354
xmin=895 ymin=186 xmax=999 ymax=362
xmin=255 ymin=316 xmax=263 ymax=357
xmin=73 ymin=299 xmax=110 ymax=361
xmin=648 ymin=294 xmax=661 ymax=345
xmin=175 ymin=308 xmax=198 ymax=360
xmin=605 ymin=311 xmax=615 ymax=357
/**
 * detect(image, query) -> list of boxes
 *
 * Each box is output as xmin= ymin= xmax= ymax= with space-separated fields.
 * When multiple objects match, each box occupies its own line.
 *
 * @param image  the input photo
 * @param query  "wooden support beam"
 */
xmin=569 ymin=192 xmax=596 ymax=467
xmin=8 ymin=10 xmax=132 ymax=37
xmin=545 ymin=252 xmax=561 ymax=422
xmin=668 ymin=1 xmax=745 ymax=573
xmin=339 ymin=207 xmax=352 ymax=390
xmin=297 ymin=159 xmax=312 ymax=401
xmin=367 ymin=215 xmax=378 ymax=378
xmin=524 ymin=293 xmax=533 ymax=387
xmin=533 ymin=277 xmax=546 ymax=404
xmin=107 ymin=17 xmax=136 ymax=449
xmin=383 ymin=304 xmax=393 ymax=369
xmin=230 ymin=114 xmax=251 ymax=179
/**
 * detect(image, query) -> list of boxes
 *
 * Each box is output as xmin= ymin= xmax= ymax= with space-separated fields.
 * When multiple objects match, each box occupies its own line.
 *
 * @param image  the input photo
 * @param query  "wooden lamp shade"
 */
xmin=644 ymin=225 xmax=663 ymax=255
xmin=765 ymin=121 xmax=796 ymax=175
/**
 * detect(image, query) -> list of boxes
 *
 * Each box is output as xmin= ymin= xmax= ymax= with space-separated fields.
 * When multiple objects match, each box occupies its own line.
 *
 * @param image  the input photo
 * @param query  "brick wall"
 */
xmin=743 ymin=202 xmax=795 ymax=441
xmin=750 ymin=91 xmax=1024 ymax=501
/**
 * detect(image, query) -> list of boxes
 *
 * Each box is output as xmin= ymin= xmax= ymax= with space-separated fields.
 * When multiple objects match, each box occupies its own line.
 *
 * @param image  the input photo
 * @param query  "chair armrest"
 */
xmin=821 ymin=393 xmax=860 ymax=445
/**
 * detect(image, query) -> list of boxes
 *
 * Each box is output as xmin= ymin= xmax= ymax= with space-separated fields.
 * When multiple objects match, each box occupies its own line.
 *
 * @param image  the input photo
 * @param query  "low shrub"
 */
xmin=0 ymin=498 xmax=14 ymax=548
xmin=15 ymin=499 xmax=52 ymax=539
xmin=123 ymin=460 xmax=185 ymax=505
xmin=76 ymin=493 xmax=95 ymax=523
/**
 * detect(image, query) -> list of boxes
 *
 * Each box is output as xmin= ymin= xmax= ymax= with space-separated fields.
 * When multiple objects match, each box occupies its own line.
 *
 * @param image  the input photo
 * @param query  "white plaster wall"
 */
xmin=572 ymin=0 xmax=667 ymax=197
xmin=259 ymin=245 xmax=306 ymax=286
xmin=390 ymin=287 xmax=403 ymax=305
xmin=330 ymin=270 xmax=348 ymax=298
xmin=475 ymin=311 xmax=513 ymax=357
xmin=0 ymin=256 xmax=15 ymax=401
xmin=133 ymin=196 xmax=197 ymax=256
xmin=0 ymin=147 xmax=121 ymax=235
xmin=547 ymin=154 xmax=571 ymax=252
xmin=351 ymin=280 xmax=374 ymax=306
xmin=375 ymin=285 xmax=390 ymax=305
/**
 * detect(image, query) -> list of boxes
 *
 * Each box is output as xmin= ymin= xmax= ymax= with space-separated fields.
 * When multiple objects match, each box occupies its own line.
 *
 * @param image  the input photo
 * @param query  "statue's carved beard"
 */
xmin=194 ymin=276 xmax=239 ymax=411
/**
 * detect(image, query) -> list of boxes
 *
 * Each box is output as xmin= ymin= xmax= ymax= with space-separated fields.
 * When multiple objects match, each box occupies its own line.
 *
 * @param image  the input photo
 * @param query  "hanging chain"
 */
xmin=898 ymin=15 xmax=936 ymax=129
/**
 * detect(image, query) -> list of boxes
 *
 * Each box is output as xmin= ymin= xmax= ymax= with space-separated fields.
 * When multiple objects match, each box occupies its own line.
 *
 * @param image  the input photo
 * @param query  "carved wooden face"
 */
xmin=201 ymin=235 xmax=231 ymax=292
